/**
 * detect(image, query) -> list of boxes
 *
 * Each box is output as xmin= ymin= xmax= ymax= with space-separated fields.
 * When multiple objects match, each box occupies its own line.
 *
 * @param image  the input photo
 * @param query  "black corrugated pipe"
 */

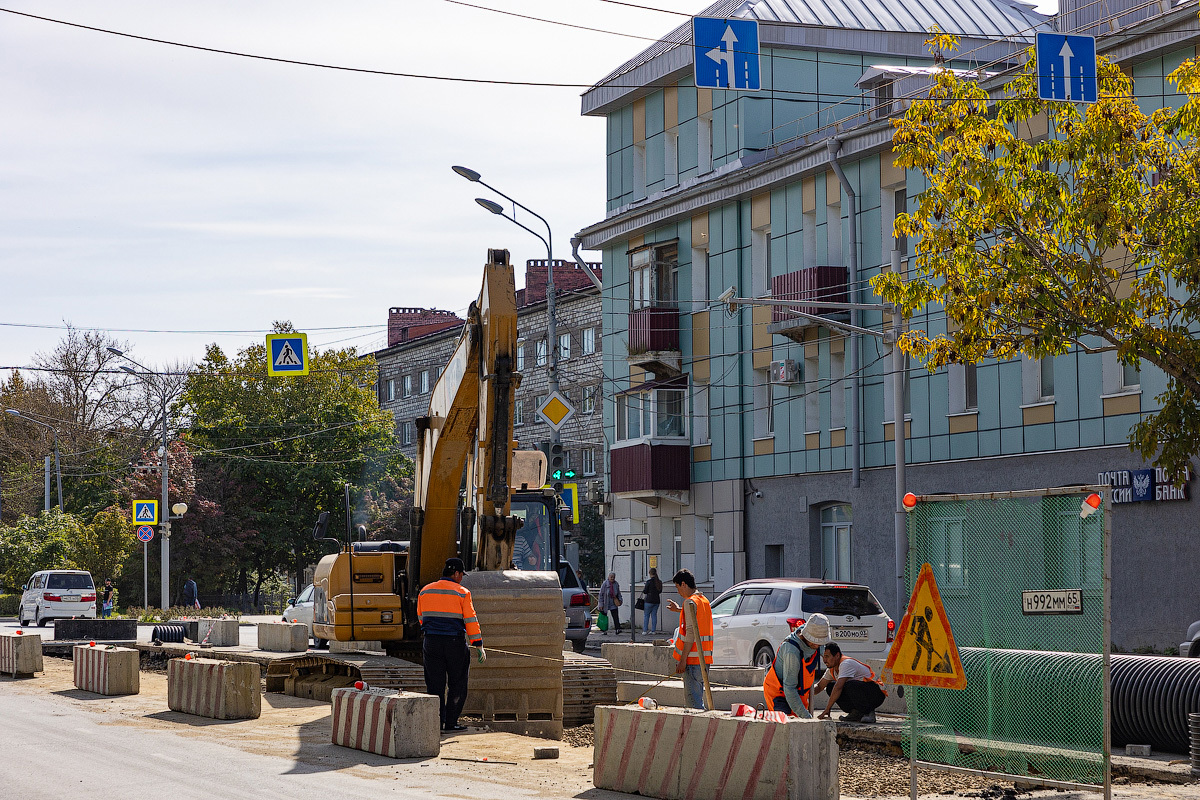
xmin=827 ymin=138 xmax=860 ymax=488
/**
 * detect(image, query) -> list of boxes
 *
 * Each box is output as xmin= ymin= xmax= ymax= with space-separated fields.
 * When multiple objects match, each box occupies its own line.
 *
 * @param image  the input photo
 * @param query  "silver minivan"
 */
xmin=19 ymin=570 xmax=97 ymax=626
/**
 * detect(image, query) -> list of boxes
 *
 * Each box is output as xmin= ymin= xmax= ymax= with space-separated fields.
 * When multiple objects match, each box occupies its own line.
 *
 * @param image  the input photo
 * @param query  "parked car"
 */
xmin=709 ymin=579 xmax=895 ymax=668
xmin=283 ymin=583 xmax=316 ymax=638
xmin=558 ymin=560 xmax=591 ymax=653
xmin=1181 ymin=620 xmax=1200 ymax=658
xmin=19 ymin=570 xmax=97 ymax=627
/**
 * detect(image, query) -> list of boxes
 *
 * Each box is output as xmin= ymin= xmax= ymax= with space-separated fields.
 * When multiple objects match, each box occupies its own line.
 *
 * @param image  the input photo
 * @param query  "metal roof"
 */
xmin=591 ymin=0 xmax=1047 ymax=89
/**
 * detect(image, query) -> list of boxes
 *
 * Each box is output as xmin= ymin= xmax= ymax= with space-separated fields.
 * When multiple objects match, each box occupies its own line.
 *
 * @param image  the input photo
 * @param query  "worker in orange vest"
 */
xmin=815 ymin=641 xmax=888 ymax=723
xmin=763 ymin=614 xmax=831 ymax=718
xmin=417 ymin=557 xmax=485 ymax=733
xmin=666 ymin=568 xmax=713 ymax=709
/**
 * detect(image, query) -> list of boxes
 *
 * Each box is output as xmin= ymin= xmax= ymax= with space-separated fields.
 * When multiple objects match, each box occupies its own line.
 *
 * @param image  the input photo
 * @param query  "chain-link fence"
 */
xmin=903 ymin=487 xmax=1110 ymax=796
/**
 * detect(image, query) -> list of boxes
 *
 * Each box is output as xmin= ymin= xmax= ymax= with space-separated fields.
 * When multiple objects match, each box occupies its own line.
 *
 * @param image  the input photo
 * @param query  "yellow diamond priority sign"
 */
xmin=537 ymin=391 xmax=576 ymax=431
xmin=883 ymin=562 xmax=967 ymax=690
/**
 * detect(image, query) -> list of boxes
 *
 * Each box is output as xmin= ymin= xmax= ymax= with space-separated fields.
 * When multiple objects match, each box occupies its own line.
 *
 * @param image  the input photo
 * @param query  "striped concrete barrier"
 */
xmin=73 ymin=644 xmax=139 ymax=695
xmin=0 ymin=632 xmax=42 ymax=677
xmin=257 ymin=622 xmax=308 ymax=652
xmin=331 ymin=687 xmax=440 ymax=759
xmin=167 ymin=657 xmax=260 ymax=720
xmin=593 ymin=705 xmax=838 ymax=800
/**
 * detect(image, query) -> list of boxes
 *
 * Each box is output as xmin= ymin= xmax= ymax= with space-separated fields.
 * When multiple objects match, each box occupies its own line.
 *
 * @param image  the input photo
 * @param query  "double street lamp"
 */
xmin=4 ymin=409 xmax=62 ymax=511
xmin=107 ymin=347 xmax=186 ymax=610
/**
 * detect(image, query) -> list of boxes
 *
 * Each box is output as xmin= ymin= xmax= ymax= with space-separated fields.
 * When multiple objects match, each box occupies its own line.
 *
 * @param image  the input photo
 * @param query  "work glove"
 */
xmin=475 ymin=646 xmax=486 ymax=664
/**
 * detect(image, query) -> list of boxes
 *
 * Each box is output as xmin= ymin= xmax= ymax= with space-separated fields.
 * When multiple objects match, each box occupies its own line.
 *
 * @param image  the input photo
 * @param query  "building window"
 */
xmin=559 ymin=332 xmax=571 ymax=362
xmin=965 ymin=363 xmax=978 ymax=411
xmin=1121 ymin=359 xmax=1140 ymax=391
xmin=536 ymin=339 xmax=548 ymax=367
xmin=830 ymin=349 xmax=846 ymax=430
xmin=386 ymin=379 xmax=395 ymax=402
xmin=562 ymin=449 xmax=572 ymax=471
xmin=582 ymin=385 xmax=596 ymax=414
xmin=820 ymin=504 xmax=853 ymax=582
xmin=533 ymin=395 xmax=546 ymax=423
xmin=673 ymin=518 xmax=683 ymax=574
xmin=514 ymin=399 xmax=525 ymax=427
xmin=403 ymin=375 xmax=412 ymax=398
xmin=401 ymin=421 xmax=414 ymax=445
xmin=929 ymin=516 xmax=966 ymax=589
xmin=631 ymin=249 xmax=653 ymax=311
xmin=419 ymin=370 xmax=429 ymax=395
xmin=617 ymin=386 xmax=686 ymax=441
xmin=583 ymin=447 xmax=596 ymax=476
xmin=656 ymin=388 xmax=686 ymax=437
xmin=629 ymin=243 xmax=679 ymax=311
xmin=1039 ymin=356 xmax=1055 ymax=401
xmin=893 ymin=188 xmax=908 ymax=255
xmin=517 ymin=338 xmax=526 ymax=371
xmin=582 ymin=327 xmax=596 ymax=355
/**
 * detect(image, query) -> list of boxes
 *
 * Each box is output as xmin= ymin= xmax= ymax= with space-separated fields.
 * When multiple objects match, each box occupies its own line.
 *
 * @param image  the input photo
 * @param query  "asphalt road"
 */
xmin=0 ymin=616 xmax=282 ymax=647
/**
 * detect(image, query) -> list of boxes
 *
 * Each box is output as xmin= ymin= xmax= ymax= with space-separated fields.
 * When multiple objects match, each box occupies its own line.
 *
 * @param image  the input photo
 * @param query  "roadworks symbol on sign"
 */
xmin=883 ymin=562 xmax=967 ymax=689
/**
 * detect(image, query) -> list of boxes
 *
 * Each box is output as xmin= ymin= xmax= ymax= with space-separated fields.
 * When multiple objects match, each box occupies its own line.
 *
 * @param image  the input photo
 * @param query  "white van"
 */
xmin=19 ymin=570 xmax=97 ymax=626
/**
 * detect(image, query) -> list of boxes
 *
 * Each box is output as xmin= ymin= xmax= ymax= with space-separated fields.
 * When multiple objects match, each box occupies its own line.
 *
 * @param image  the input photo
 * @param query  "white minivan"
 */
xmin=19 ymin=570 xmax=97 ymax=627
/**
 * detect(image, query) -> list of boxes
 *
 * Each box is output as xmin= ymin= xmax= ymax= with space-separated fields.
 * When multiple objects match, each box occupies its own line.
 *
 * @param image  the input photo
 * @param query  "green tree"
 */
xmin=874 ymin=34 xmax=1200 ymax=479
xmin=71 ymin=509 xmax=138 ymax=585
xmin=0 ymin=509 xmax=82 ymax=591
xmin=181 ymin=323 xmax=408 ymax=596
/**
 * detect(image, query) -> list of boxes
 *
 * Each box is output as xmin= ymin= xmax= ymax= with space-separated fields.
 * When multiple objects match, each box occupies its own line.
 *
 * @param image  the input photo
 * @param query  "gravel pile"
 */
xmin=838 ymin=746 xmax=1022 ymax=797
xmin=562 ymin=724 xmax=594 ymax=749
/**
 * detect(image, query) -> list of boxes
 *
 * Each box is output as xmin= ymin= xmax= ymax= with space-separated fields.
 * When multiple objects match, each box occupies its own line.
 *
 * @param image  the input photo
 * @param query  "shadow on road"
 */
xmin=143 ymin=710 xmax=249 ymax=727
xmin=282 ymin=711 xmax=438 ymax=775
xmin=51 ymin=689 xmax=119 ymax=702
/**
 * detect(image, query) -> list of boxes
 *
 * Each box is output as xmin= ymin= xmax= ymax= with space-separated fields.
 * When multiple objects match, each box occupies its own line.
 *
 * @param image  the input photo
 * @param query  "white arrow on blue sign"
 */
xmin=1036 ymin=32 xmax=1097 ymax=104
xmin=693 ymin=17 xmax=761 ymax=91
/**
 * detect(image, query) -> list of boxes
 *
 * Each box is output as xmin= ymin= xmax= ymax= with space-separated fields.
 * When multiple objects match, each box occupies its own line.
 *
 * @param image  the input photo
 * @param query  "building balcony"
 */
xmin=767 ymin=266 xmax=850 ymax=342
xmin=628 ymin=305 xmax=681 ymax=376
xmin=609 ymin=439 xmax=690 ymax=506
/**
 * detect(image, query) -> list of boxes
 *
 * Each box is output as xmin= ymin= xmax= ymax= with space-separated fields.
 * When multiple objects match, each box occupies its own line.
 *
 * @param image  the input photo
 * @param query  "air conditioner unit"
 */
xmin=769 ymin=359 xmax=800 ymax=385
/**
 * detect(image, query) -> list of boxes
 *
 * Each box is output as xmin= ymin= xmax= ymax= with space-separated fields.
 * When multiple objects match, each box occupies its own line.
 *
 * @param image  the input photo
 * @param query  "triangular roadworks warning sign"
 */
xmin=883 ymin=563 xmax=967 ymax=689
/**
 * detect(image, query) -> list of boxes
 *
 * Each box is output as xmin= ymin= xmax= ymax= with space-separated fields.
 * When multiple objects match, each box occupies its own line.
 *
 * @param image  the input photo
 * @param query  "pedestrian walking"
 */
xmin=417 ymin=557 xmax=485 ymax=733
xmin=100 ymin=578 xmax=115 ymax=619
xmin=576 ymin=568 xmax=588 ymax=593
xmin=181 ymin=576 xmax=199 ymax=609
xmin=762 ymin=614 xmax=831 ymax=718
xmin=598 ymin=573 xmax=623 ymax=633
xmin=666 ymin=569 xmax=713 ymax=709
xmin=641 ymin=568 xmax=662 ymax=634
xmin=815 ymin=642 xmax=887 ymax=723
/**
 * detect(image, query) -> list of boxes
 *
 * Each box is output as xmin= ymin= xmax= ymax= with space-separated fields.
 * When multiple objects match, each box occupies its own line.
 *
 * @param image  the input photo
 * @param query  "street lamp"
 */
xmin=107 ymin=346 xmax=175 ymax=610
xmin=5 ymin=409 xmax=62 ymax=511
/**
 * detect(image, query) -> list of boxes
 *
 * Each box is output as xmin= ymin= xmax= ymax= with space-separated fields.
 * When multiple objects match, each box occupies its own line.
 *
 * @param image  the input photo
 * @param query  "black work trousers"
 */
xmin=825 ymin=679 xmax=886 ymax=714
xmin=423 ymin=634 xmax=471 ymax=729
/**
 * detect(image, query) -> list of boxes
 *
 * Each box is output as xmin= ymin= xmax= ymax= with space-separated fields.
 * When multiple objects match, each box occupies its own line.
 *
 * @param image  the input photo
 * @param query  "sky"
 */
xmin=0 ymin=0 xmax=1057 ymax=376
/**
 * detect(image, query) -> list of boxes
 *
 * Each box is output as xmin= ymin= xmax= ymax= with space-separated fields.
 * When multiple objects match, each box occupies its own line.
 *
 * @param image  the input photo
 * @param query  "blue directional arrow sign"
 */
xmin=266 ymin=333 xmax=309 ymax=377
xmin=1036 ymin=32 xmax=1097 ymax=104
xmin=693 ymin=17 xmax=760 ymax=91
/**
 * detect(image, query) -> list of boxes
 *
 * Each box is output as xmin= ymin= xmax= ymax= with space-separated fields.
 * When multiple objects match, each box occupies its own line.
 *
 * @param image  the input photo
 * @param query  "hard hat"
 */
xmin=800 ymin=614 xmax=832 ymax=645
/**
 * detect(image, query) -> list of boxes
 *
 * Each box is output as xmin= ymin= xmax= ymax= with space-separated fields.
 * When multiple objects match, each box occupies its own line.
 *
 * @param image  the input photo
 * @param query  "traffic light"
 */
xmin=550 ymin=443 xmax=565 ymax=490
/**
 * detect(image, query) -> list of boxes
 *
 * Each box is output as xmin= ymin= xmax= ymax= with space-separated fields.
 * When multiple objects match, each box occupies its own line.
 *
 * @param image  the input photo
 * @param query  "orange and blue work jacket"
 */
xmin=417 ymin=579 xmax=483 ymax=646
xmin=671 ymin=592 xmax=714 ymax=665
xmin=763 ymin=633 xmax=821 ymax=717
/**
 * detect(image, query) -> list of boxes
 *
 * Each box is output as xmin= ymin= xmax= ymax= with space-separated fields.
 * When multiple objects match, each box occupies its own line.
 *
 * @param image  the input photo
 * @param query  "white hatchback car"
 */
xmin=283 ymin=583 xmax=315 ymax=637
xmin=19 ymin=570 xmax=98 ymax=627
xmin=709 ymin=579 xmax=895 ymax=668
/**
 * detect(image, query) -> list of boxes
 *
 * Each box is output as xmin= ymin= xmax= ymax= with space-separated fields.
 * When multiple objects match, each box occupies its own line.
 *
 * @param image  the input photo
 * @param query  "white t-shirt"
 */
xmin=834 ymin=657 xmax=873 ymax=682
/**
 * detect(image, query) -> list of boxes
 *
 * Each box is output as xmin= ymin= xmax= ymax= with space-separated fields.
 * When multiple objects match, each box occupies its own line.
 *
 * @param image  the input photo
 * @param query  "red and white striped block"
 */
xmin=593 ymin=706 xmax=838 ymax=800
xmin=0 ymin=632 xmax=43 ymax=677
xmin=167 ymin=657 xmax=260 ymax=720
xmin=73 ymin=645 xmax=139 ymax=695
xmin=331 ymin=687 xmax=440 ymax=759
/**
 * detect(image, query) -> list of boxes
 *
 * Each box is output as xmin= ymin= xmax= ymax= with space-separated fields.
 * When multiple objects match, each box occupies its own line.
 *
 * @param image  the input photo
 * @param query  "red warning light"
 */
xmin=902 ymin=492 xmax=918 ymax=510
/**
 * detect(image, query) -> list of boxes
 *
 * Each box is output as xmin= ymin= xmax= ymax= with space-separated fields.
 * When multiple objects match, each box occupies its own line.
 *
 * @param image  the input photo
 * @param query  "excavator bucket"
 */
xmin=461 ymin=570 xmax=564 ymax=739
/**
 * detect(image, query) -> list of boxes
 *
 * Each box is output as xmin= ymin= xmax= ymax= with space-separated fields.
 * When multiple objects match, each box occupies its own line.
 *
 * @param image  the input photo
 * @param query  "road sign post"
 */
xmin=1036 ymin=32 xmax=1098 ymax=104
xmin=615 ymin=532 xmax=650 ymax=643
xmin=693 ymin=17 xmax=761 ymax=91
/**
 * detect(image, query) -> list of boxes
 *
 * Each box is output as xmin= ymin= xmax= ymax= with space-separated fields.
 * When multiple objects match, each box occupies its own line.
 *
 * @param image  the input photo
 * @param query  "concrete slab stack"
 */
xmin=593 ymin=705 xmax=838 ymax=800
xmin=0 ymin=632 xmax=43 ymax=677
xmin=73 ymin=644 xmax=139 ymax=695
xmin=257 ymin=622 xmax=309 ymax=652
xmin=331 ymin=687 xmax=440 ymax=759
xmin=167 ymin=657 xmax=260 ymax=719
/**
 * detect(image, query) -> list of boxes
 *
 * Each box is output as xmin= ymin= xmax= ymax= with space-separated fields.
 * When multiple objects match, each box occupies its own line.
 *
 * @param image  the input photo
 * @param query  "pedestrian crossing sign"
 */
xmin=133 ymin=500 xmax=158 ymax=526
xmin=266 ymin=333 xmax=309 ymax=376
xmin=882 ymin=562 xmax=966 ymax=689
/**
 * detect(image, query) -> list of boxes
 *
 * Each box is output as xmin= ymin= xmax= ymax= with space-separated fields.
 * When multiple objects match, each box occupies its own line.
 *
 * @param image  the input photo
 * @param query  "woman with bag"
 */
xmin=640 ymin=568 xmax=662 ymax=634
xmin=598 ymin=573 xmax=623 ymax=634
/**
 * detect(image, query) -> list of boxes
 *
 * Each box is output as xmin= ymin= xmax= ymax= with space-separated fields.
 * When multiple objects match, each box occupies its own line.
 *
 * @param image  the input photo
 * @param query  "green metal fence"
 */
xmin=903 ymin=487 xmax=1111 ymax=797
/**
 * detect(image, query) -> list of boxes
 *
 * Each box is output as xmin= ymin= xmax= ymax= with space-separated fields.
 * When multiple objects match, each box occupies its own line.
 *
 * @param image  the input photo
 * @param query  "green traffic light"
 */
xmin=552 ymin=469 xmax=563 ymax=480
xmin=563 ymin=469 xmax=577 ymax=478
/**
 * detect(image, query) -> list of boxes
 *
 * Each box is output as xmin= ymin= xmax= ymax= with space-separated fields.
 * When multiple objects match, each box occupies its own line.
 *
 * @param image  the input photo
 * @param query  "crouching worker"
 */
xmin=762 ymin=614 xmax=831 ymax=718
xmin=815 ymin=642 xmax=887 ymax=723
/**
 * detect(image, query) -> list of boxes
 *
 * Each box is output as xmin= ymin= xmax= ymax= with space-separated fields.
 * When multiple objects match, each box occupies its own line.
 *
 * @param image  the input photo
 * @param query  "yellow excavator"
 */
xmin=308 ymin=249 xmax=566 ymax=737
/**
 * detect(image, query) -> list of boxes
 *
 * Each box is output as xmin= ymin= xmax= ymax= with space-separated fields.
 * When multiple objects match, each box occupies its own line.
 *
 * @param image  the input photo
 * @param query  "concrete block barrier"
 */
xmin=0 ymin=632 xmax=43 ymax=676
xmin=182 ymin=618 xmax=240 ymax=646
xmin=73 ymin=644 xmax=139 ymax=695
xmin=54 ymin=619 xmax=137 ymax=642
xmin=167 ymin=657 xmax=260 ymax=720
xmin=617 ymin=680 xmax=767 ymax=710
xmin=331 ymin=687 xmax=440 ymax=759
xmin=593 ymin=705 xmax=838 ymax=800
xmin=257 ymin=622 xmax=309 ymax=652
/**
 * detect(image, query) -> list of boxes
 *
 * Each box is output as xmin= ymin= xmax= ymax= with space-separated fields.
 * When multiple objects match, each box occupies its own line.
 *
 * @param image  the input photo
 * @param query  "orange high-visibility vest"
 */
xmin=671 ymin=592 xmax=714 ymax=665
xmin=839 ymin=657 xmax=889 ymax=697
xmin=763 ymin=639 xmax=820 ymax=712
xmin=417 ymin=579 xmax=483 ymax=646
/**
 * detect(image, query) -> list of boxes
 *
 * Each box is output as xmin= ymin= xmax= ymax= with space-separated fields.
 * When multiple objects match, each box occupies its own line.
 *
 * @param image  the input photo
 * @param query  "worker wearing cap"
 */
xmin=763 ymin=614 xmax=831 ymax=718
xmin=417 ymin=557 xmax=485 ymax=733
xmin=815 ymin=642 xmax=888 ymax=723
xmin=666 ymin=568 xmax=714 ymax=709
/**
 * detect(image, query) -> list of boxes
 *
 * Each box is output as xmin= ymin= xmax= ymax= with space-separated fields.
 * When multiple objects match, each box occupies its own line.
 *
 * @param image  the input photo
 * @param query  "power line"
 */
xmin=0 ymin=321 xmax=384 ymax=335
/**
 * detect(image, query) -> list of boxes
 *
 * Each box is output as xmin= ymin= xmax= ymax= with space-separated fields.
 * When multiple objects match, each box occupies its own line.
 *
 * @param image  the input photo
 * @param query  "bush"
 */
xmin=122 ymin=605 xmax=242 ymax=623
xmin=0 ymin=594 xmax=19 ymax=616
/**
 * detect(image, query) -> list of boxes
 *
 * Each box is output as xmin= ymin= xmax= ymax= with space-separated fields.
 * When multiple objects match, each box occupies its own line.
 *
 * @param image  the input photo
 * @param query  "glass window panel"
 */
xmin=656 ymin=389 xmax=685 ymax=437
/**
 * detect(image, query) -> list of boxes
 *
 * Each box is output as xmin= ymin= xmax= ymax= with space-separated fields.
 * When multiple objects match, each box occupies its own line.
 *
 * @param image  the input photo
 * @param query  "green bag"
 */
xmin=596 ymin=610 xmax=609 ymax=631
